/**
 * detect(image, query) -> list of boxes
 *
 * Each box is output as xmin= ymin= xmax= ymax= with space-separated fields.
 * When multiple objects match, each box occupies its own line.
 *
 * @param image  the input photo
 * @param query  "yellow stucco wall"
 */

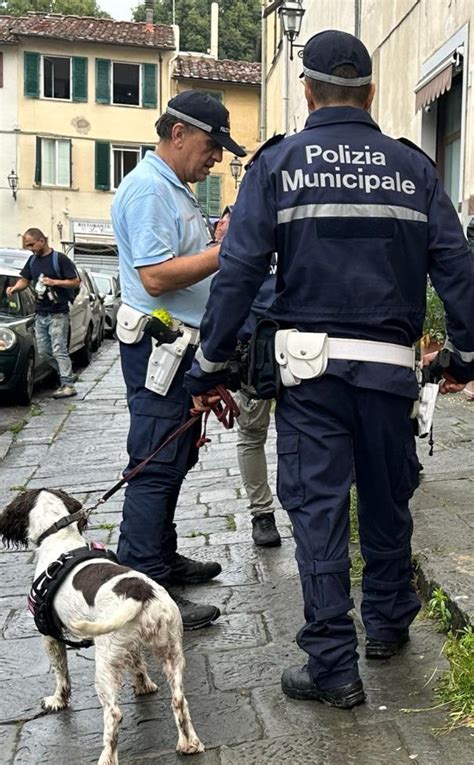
xmin=175 ymin=78 xmax=260 ymax=211
xmin=14 ymin=39 xmax=174 ymax=249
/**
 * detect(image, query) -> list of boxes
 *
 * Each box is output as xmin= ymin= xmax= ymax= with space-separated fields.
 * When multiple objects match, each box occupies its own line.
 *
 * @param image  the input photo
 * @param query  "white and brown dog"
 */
xmin=0 ymin=488 xmax=203 ymax=765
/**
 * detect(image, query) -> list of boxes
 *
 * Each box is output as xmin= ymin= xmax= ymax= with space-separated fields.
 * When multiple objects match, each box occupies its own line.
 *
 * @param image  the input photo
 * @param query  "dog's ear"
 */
xmin=48 ymin=489 xmax=83 ymax=515
xmin=0 ymin=489 xmax=41 ymax=548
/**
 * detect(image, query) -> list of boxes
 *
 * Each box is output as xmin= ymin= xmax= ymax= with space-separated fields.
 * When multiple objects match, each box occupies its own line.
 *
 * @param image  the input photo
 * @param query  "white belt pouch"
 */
xmin=116 ymin=303 xmax=149 ymax=344
xmin=275 ymin=329 xmax=329 ymax=387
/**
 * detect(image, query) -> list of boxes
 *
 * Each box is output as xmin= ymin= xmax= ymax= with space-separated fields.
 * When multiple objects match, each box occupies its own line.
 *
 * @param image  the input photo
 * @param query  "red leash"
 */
xmin=84 ymin=386 xmax=240 ymax=516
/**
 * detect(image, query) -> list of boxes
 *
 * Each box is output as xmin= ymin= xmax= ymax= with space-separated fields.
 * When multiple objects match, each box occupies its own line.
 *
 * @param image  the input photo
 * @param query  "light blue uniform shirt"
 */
xmin=111 ymin=151 xmax=213 ymax=327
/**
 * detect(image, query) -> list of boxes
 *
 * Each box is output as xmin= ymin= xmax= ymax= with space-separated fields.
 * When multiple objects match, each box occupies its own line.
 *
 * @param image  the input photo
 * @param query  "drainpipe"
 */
xmin=283 ymin=35 xmax=290 ymax=134
xmin=259 ymin=0 xmax=267 ymax=143
xmin=354 ymin=0 xmax=361 ymax=37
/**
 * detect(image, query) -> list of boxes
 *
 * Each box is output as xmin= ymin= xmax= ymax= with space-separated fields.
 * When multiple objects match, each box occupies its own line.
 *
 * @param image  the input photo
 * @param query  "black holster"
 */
xmin=248 ymin=319 xmax=281 ymax=399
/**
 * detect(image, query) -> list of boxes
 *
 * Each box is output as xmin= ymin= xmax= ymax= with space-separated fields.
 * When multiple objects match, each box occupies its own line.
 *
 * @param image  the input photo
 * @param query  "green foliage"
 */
xmin=98 ymin=522 xmax=116 ymax=531
xmin=132 ymin=0 xmax=261 ymax=61
xmin=349 ymin=485 xmax=358 ymax=544
xmin=226 ymin=514 xmax=236 ymax=531
xmin=428 ymin=586 xmax=453 ymax=632
xmin=436 ymin=627 xmax=474 ymax=729
xmin=423 ymin=283 xmax=446 ymax=344
xmin=30 ymin=403 xmax=43 ymax=417
xmin=8 ymin=419 xmax=27 ymax=435
xmin=0 ymin=0 xmax=110 ymax=16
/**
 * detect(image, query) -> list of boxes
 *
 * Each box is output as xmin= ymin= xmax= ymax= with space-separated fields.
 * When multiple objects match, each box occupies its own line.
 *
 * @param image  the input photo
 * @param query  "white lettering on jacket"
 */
xmin=306 ymin=144 xmax=387 ymax=166
xmin=281 ymin=167 xmax=416 ymax=195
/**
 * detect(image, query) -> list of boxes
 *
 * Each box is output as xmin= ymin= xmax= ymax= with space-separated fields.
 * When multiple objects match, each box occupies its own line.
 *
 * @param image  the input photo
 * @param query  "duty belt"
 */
xmin=326 ymin=338 xmax=415 ymax=369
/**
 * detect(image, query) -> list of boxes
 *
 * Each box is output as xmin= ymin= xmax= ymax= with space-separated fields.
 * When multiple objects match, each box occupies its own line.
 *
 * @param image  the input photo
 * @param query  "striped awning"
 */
xmin=415 ymin=62 xmax=453 ymax=112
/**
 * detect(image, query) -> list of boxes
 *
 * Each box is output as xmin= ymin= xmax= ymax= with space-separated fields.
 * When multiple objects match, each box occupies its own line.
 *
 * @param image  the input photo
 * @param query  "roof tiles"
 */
xmin=173 ymin=56 xmax=261 ymax=86
xmin=0 ymin=13 xmax=174 ymax=49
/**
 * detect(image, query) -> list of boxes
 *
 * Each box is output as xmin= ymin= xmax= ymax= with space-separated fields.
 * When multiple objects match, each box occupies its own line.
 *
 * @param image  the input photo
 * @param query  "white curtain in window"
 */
xmin=57 ymin=140 xmax=70 ymax=186
xmin=42 ymin=139 xmax=56 ymax=185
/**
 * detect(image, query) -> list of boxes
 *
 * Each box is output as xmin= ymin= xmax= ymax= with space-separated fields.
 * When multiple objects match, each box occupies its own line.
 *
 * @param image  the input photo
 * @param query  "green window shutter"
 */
xmin=24 ymin=52 xmax=40 ymax=98
xmin=196 ymin=179 xmax=209 ymax=212
xmin=72 ymin=57 xmax=88 ymax=102
xmin=35 ymin=136 xmax=42 ymax=185
xmin=208 ymin=175 xmax=222 ymax=217
xmin=141 ymin=144 xmax=155 ymax=158
xmin=95 ymin=59 xmax=110 ymax=104
xmin=95 ymin=141 xmax=110 ymax=190
xmin=142 ymin=63 xmax=157 ymax=108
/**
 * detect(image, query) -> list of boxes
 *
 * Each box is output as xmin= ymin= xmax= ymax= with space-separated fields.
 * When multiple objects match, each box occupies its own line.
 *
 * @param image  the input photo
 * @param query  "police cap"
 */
xmin=301 ymin=30 xmax=372 ymax=87
xmin=164 ymin=91 xmax=246 ymax=157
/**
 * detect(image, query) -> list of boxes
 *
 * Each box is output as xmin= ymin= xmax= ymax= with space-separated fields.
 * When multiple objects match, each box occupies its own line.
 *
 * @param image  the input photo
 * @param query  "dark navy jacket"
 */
xmin=185 ymin=107 xmax=474 ymax=397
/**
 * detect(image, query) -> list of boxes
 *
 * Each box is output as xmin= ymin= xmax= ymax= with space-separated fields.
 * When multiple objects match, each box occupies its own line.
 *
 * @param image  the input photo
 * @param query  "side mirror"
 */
xmin=99 ymin=293 xmax=105 ymax=304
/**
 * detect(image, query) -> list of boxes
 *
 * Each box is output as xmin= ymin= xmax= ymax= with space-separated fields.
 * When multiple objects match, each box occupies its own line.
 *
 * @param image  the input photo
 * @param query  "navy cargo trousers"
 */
xmin=275 ymin=375 xmax=421 ymax=690
xmin=117 ymin=335 xmax=201 ymax=585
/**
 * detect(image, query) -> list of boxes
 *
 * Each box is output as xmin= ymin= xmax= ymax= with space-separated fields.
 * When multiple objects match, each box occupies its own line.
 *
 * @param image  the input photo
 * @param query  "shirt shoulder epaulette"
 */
xmin=245 ymin=134 xmax=286 ymax=170
xmin=397 ymin=137 xmax=437 ymax=168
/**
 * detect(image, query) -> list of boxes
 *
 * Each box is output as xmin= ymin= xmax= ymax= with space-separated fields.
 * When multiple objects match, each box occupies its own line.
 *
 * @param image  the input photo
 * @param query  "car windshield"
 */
xmin=0 ymin=274 xmax=21 ymax=316
xmin=93 ymin=275 xmax=113 ymax=295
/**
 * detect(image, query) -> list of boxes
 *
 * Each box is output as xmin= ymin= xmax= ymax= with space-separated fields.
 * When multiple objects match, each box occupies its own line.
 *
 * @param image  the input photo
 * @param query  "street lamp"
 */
xmin=7 ymin=169 xmax=19 ymax=201
xmin=279 ymin=0 xmax=306 ymax=61
xmin=229 ymin=155 xmax=243 ymax=188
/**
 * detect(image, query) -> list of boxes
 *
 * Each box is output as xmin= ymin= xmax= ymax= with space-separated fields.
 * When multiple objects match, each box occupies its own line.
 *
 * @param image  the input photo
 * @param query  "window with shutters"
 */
xmin=112 ymin=62 xmax=140 ymax=106
xmin=112 ymin=145 xmax=141 ymax=189
xmin=196 ymin=175 xmax=222 ymax=217
xmin=194 ymin=89 xmax=224 ymax=103
xmin=37 ymin=138 xmax=71 ymax=187
xmin=42 ymin=56 xmax=71 ymax=100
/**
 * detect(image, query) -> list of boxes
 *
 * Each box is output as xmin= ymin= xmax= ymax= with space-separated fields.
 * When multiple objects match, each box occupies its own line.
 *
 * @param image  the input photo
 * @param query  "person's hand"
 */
xmin=214 ymin=213 xmax=230 ymax=243
xmin=421 ymin=350 xmax=466 ymax=394
xmin=191 ymin=392 xmax=222 ymax=413
xmin=41 ymin=276 xmax=57 ymax=287
xmin=5 ymin=286 xmax=15 ymax=298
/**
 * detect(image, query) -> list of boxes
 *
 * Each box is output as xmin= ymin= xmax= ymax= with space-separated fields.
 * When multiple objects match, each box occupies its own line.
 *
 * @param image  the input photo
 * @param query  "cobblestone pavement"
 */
xmin=0 ymin=342 xmax=472 ymax=764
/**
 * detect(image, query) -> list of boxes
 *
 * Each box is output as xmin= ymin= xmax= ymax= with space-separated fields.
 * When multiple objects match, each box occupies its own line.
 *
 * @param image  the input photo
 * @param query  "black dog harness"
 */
xmin=28 ymin=544 xmax=118 ymax=649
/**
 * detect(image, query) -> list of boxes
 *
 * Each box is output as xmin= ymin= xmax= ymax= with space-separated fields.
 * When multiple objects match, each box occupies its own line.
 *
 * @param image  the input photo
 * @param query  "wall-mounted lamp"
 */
xmin=279 ymin=0 xmax=306 ymax=61
xmin=7 ymin=169 xmax=19 ymax=200
xmin=229 ymin=155 xmax=243 ymax=188
xmin=57 ymin=221 xmax=63 ymax=238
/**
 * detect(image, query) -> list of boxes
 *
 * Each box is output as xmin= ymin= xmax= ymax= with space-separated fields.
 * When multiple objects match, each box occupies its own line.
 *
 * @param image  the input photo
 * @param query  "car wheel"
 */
xmin=77 ymin=324 xmax=93 ymax=366
xmin=17 ymin=350 xmax=35 ymax=405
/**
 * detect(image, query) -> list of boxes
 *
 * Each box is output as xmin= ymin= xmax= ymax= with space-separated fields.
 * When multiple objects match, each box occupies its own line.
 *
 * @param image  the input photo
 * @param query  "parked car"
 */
xmin=89 ymin=271 xmax=121 ymax=335
xmin=0 ymin=251 xmax=104 ymax=402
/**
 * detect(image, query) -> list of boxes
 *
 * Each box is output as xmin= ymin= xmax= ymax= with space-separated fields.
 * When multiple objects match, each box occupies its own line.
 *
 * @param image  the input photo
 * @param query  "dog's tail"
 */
xmin=70 ymin=599 xmax=142 ymax=637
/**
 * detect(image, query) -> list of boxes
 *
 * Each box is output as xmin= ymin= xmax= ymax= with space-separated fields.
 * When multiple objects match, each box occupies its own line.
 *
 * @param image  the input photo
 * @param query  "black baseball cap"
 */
xmin=165 ymin=91 xmax=246 ymax=157
xmin=301 ymin=30 xmax=372 ymax=87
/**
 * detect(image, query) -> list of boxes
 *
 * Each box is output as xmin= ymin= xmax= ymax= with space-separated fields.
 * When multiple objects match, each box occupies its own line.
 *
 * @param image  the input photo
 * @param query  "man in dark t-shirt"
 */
xmin=6 ymin=227 xmax=80 ymax=398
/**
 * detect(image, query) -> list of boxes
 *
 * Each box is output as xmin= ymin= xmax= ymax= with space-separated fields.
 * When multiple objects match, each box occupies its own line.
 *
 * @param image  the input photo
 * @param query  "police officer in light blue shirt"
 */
xmin=185 ymin=31 xmax=474 ymax=704
xmin=112 ymin=91 xmax=246 ymax=631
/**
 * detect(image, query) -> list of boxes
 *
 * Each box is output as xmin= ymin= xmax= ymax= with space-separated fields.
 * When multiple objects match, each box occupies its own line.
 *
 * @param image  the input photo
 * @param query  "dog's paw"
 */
xmin=134 ymin=678 xmax=158 ymax=696
xmin=41 ymin=695 xmax=69 ymax=712
xmin=176 ymin=737 xmax=205 ymax=755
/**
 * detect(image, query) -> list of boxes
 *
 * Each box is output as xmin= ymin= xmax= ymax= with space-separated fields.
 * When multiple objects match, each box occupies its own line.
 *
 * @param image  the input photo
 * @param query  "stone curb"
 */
xmin=415 ymin=555 xmax=473 ymax=632
xmin=0 ymin=431 xmax=14 ymax=462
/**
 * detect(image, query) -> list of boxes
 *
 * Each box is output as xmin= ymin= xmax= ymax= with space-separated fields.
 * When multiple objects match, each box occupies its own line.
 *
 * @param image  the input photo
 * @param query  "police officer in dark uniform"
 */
xmin=184 ymin=30 xmax=474 ymax=707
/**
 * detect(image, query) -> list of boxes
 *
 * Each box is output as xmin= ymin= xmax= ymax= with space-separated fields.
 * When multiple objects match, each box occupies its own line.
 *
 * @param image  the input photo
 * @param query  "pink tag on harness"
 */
xmin=90 ymin=541 xmax=107 ymax=551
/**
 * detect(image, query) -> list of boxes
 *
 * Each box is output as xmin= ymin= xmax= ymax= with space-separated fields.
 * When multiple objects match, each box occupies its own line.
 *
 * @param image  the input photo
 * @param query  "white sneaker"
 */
xmin=52 ymin=385 xmax=77 ymax=399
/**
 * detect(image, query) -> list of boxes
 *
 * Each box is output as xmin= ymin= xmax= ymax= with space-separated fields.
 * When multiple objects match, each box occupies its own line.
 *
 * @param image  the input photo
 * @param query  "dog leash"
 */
xmin=82 ymin=386 xmax=240 ymax=520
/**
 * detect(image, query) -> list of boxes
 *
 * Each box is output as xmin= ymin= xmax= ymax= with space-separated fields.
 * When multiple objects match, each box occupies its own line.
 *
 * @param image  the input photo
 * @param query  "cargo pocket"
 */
xmin=277 ymin=432 xmax=304 ymax=511
xmin=393 ymin=437 xmax=421 ymax=501
xmin=127 ymin=397 xmax=185 ymax=463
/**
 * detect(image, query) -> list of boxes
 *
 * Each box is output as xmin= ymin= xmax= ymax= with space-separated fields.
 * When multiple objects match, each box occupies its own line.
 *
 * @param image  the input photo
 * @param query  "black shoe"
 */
xmin=252 ymin=513 xmax=282 ymax=547
xmin=170 ymin=592 xmax=221 ymax=631
xmin=281 ymin=665 xmax=366 ymax=709
xmin=169 ymin=553 xmax=222 ymax=585
xmin=366 ymin=630 xmax=410 ymax=660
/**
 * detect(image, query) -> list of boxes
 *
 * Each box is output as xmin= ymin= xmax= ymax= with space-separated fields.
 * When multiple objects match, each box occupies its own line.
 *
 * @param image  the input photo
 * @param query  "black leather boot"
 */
xmin=281 ymin=665 xmax=366 ymax=709
xmin=169 ymin=553 xmax=222 ymax=585
xmin=366 ymin=630 xmax=410 ymax=660
xmin=170 ymin=592 xmax=221 ymax=631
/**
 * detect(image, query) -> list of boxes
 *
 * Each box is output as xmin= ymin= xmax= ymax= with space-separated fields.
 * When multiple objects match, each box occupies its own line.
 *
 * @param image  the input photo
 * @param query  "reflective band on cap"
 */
xmin=302 ymin=66 xmax=372 ymax=87
xmin=166 ymin=107 xmax=212 ymax=133
xmin=277 ymin=203 xmax=427 ymax=224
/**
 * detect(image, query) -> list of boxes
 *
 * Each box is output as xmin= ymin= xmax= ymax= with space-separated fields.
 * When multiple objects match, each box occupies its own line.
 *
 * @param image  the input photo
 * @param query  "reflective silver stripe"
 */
xmin=195 ymin=346 xmax=227 ymax=373
xmin=277 ymin=203 xmax=427 ymax=224
xmin=444 ymin=339 xmax=474 ymax=362
xmin=302 ymin=66 xmax=372 ymax=87
xmin=166 ymin=107 xmax=212 ymax=133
